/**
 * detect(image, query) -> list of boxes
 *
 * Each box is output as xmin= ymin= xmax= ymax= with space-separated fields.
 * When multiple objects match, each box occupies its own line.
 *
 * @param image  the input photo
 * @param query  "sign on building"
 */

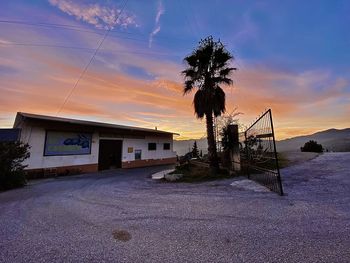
xmin=44 ymin=131 xmax=92 ymax=156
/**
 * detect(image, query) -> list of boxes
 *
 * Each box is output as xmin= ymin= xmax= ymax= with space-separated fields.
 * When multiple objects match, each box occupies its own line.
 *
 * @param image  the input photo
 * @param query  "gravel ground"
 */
xmin=0 ymin=153 xmax=349 ymax=263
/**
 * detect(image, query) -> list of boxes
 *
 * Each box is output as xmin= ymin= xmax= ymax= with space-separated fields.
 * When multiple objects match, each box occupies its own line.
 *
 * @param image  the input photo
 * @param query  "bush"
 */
xmin=169 ymin=163 xmax=231 ymax=183
xmin=0 ymin=170 xmax=27 ymax=190
xmin=0 ymin=141 xmax=30 ymax=191
xmin=300 ymin=140 xmax=323 ymax=153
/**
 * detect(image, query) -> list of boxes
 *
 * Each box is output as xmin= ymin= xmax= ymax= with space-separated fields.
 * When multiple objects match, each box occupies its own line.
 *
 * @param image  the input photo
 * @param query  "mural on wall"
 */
xmin=44 ymin=131 xmax=92 ymax=156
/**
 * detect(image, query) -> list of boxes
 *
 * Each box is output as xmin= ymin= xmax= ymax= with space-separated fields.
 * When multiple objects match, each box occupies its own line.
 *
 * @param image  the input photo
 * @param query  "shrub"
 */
xmin=0 ymin=141 xmax=30 ymax=191
xmin=192 ymin=141 xmax=199 ymax=158
xmin=0 ymin=170 xmax=27 ymax=190
xmin=300 ymin=140 xmax=323 ymax=153
xmin=169 ymin=163 xmax=231 ymax=183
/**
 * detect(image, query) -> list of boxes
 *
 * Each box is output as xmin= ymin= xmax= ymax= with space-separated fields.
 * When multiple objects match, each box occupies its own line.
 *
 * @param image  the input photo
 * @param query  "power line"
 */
xmin=0 ymin=19 xmax=88 ymax=30
xmin=0 ymin=19 xmax=149 ymax=43
xmin=0 ymin=41 xmax=184 ymax=57
xmin=0 ymin=19 xmax=189 ymax=42
xmin=0 ymin=42 xmax=92 ymax=51
xmin=56 ymin=0 xmax=128 ymax=115
xmin=56 ymin=29 xmax=110 ymax=115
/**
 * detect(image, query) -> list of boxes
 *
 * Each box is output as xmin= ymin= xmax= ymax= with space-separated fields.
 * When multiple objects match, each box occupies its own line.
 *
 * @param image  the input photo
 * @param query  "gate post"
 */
xmin=244 ymin=130 xmax=250 ymax=179
xmin=228 ymin=124 xmax=240 ymax=172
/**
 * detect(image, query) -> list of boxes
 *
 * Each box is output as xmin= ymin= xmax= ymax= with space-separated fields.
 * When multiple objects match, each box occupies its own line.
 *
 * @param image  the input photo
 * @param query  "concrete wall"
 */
xmin=120 ymin=136 xmax=176 ymax=168
xmin=20 ymin=124 xmax=99 ymax=170
xmin=19 ymin=123 xmax=176 ymax=171
xmin=120 ymin=136 xmax=176 ymax=162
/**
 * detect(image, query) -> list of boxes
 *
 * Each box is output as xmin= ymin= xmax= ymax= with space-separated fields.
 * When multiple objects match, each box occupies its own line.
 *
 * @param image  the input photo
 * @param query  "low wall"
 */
xmin=24 ymin=157 xmax=177 ymax=179
xmin=122 ymin=157 xmax=177 ymax=168
xmin=25 ymin=163 xmax=98 ymax=179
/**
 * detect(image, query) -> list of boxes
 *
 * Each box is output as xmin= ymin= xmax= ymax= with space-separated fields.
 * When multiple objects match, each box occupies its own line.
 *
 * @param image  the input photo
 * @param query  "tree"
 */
xmin=192 ymin=141 xmax=199 ymax=158
xmin=182 ymin=36 xmax=236 ymax=170
xmin=300 ymin=140 xmax=323 ymax=153
xmin=220 ymin=125 xmax=235 ymax=152
xmin=218 ymin=108 xmax=242 ymax=151
xmin=0 ymin=141 xmax=30 ymax=191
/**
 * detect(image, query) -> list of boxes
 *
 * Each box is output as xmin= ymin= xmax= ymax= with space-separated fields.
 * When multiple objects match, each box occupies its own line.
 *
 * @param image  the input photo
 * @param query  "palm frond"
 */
xmin=193 ymin=89 xmax=209 ymax=119
xmin=184 ymin=54 xmax=198 ymax=67
xmin=183 ymin=80 xmax=194 ymax=95
xmin=181 ymin=68 xmax=197 ymax=79
xmin=213 ymin=47 xmax=233 ymax=69
xmin=212 ymin=87 xmax=226 ymax=117
xmin=182 ymin=36 xmax=234 ymax=118
xmin=219 ymin=67 xmax=236 ymax=77
xmin=213 ymin=76 xmax=233 ymax=85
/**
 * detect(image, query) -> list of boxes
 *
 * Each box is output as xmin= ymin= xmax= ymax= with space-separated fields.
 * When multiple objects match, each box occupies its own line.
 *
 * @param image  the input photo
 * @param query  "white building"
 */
xmin=13 ymin=112 xmax=178 ymax=177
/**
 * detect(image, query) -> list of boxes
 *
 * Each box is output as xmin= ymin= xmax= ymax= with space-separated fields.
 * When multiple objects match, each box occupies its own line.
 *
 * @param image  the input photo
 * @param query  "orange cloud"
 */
xmin=1 ymin=21 xmax=349 ymax=140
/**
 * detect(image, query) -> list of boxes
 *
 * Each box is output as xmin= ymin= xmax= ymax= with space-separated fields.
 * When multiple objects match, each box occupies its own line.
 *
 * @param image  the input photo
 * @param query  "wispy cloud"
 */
xmin=232 ymin=11 xmax=258 ymax=44
xmin=48 ymin=0 xmax=137 ymax=29
xmin=0 ymin=38 xmax=12 ymax=45
xmin=149 ymin=0 xmax=164 ymax=48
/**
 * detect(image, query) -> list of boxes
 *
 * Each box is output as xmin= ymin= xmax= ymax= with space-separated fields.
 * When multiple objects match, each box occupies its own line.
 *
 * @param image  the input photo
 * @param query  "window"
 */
xmin=163 ymin=143 xmax=170 ymax=150
xmin=135 ymin=150 xmax=142 ymax=160
xmin=148 ymin=143 xmax=157 ymax=151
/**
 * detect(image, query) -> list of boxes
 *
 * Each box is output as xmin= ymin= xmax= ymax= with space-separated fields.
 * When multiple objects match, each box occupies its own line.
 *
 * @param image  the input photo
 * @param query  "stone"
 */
xmin=164 ymin=173 xmax=183 ymax=181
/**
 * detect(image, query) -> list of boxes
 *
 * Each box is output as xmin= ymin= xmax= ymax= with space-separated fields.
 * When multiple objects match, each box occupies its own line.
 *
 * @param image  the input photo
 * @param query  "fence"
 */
xmin=240 ymin=109 xmax=284 ymax=195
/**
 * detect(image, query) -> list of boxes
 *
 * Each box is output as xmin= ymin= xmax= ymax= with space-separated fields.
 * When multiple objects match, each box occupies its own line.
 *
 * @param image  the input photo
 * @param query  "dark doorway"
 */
xmin=98 ymin=140 xmax=122 ymax=170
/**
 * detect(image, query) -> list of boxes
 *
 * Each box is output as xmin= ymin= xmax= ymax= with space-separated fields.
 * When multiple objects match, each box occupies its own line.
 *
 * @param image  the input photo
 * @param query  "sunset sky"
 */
xmin=0 ymin=0 xmax=349 ymax=140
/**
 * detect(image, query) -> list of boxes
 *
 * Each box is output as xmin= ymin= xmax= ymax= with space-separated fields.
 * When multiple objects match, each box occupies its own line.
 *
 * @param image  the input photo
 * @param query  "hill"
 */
xmin=173 ymin=138 xmax=208 ymax=156
xmin=276 ymin=128 xmax=350 ymax=152
xmin=174 ymin=128 xmax=350 ymax=155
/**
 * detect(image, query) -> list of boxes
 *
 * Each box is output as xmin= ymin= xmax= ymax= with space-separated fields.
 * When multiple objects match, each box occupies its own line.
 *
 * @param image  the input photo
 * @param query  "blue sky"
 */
xmin=0 ymin=0 xmax=349 ymax=139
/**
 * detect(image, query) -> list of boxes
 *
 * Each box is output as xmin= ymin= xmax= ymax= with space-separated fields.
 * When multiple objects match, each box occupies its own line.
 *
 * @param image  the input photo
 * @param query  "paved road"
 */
xmin=0 ymin=153 xmax=349 ymax=263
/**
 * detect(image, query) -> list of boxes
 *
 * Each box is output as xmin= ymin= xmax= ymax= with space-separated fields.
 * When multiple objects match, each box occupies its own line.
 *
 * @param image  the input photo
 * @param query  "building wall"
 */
xmin=20 ymin=124 xmax=99 ymax=170
xmin=120 ymin=137 xmax=175 ymax=162
xmin=120 ymin=136 xmax=176 ymax=168
xmin=20 ymin=123 xmax=176 ymax=172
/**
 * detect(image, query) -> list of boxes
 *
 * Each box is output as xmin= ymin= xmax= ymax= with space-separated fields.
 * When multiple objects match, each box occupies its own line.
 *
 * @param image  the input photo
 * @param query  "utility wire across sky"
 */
xmin=55 ymin=0 xmax=128 ymax=115
xmin=0 ymin=19 xmax=189 ymax=42
xmin=0 ymin=42 xmax=184 ymax=57
xmin=0 ymin=2 xmax=242 ymax=116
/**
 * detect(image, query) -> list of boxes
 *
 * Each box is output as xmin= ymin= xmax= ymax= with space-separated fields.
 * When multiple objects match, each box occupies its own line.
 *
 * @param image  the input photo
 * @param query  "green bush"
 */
xmin=0 ymin=141 xmax=30 ymax=191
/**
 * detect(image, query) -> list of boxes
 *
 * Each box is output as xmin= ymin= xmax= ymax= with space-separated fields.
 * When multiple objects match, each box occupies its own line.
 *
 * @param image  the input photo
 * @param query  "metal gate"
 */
xmin=239 ymin=109 xmax=284 ymax=195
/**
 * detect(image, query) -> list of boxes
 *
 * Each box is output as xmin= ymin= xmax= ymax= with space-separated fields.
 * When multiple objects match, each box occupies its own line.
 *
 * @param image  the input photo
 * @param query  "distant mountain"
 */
xmin=276 ymin=128 xmax=350 ymax=152
xmin=173 ymin=138 xmax=208 ymax=156
xmin=174 ymin=128 xmax=350 ymax=155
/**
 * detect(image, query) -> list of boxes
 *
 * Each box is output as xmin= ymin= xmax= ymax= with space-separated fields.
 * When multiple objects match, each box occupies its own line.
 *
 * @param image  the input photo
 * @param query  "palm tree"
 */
xmin=182 ymin=36 xmax=235 ymax=170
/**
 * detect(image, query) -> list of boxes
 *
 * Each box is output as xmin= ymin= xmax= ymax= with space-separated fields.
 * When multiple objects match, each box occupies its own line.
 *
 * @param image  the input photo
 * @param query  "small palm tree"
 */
xmin=182 ymin=36 xmax=236 ymax=170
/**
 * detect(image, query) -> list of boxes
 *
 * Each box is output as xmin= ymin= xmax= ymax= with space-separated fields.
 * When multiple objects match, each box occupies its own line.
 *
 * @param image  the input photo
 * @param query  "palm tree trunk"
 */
xmin=205 ymin=111 xmax=219 ymax=171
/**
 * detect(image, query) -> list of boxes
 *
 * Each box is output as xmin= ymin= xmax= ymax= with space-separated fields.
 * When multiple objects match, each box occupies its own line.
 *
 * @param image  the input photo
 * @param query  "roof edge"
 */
xmin=15 ymin=112 xmax=180 ymax=136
